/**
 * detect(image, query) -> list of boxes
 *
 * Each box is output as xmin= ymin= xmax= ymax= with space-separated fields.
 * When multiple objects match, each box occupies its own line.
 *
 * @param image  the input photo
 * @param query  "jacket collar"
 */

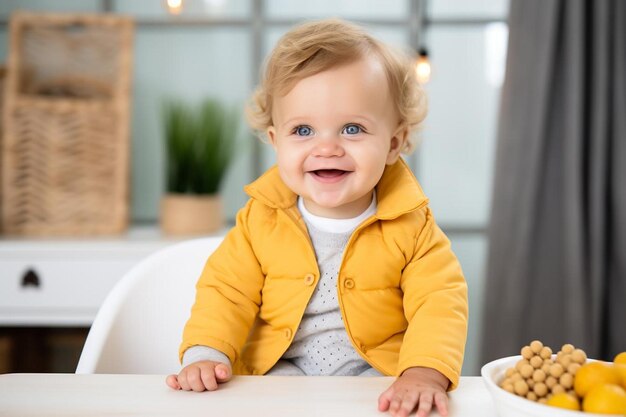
xmin=244 ymin=157 xmax=429 ymax=219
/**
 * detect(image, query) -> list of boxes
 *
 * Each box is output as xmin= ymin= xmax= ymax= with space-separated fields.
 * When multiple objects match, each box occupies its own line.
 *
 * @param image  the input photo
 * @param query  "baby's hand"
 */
xmin=378 ymin=367 xmax=450 ymax=417
xmin=165 ymin=360 xmax=231 ymax=392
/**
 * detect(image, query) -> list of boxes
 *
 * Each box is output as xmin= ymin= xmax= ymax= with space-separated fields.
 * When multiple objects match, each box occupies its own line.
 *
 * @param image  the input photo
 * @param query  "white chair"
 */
xmin=76 ymin=236 xmax=223 ymax=374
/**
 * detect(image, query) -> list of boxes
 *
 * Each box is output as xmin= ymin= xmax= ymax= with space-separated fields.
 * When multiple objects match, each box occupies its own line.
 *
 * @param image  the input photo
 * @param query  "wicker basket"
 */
xmin=1 ymin=12 xmax=134 ymax=235
xmin=0 ymin=65 xmax=5 ymax=223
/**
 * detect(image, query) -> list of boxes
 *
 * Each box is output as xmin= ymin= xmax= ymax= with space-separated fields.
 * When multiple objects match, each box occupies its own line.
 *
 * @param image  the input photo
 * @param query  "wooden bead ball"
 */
xmin=516 ymin=359 xmax=530 ymax=371
xmin=539 ymin=346 xmax=552 ymax=359
xmin=567 ymin=363 xmax=581 ymax=375
xmin=559 ymin=373 xmax=573 ymax=389
xmin=557 ymin=354 xmax=572 ymax=368
xmin=549 ymin=363 xmax=564 ymax=378
xmin=521 ymin=346 xmax=534 ymax=359
xmin=520 ymin=364 xmax=534 ymax=378
xmin=530 ymin=356 xmax=543 ymax=369
xmin=532 ymin=369 xmax=546 ymax=382
xmin=514 ymin=380 xmax=529 ymax=396
xmin=571 ymin=349 xmax=587 ymax=364
xmin=530 ymin=340 xmax=543 ymax=354
xmin=533 ymin=382 xmax=548 ymax=397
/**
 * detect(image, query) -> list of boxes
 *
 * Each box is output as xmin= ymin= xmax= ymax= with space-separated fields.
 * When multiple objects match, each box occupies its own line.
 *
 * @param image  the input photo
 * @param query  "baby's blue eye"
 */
xmin=343 ymin=124 xmax=362 ymax=135
xmin=295 ymin=125 xmax=313 ymax=136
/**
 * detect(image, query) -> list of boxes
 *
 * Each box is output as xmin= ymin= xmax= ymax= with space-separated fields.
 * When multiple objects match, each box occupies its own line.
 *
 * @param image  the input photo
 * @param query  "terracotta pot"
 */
xmin=160 ymin=193 xmax=223 ymax=235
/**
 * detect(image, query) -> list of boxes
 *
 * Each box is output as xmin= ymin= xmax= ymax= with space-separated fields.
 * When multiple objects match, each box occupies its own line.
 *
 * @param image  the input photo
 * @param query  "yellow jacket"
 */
xmin=181 ymin=159 xmax=468 ymax=388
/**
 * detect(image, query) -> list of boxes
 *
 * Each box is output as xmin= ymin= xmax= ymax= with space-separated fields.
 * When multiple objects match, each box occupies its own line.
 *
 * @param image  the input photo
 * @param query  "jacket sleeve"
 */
xmin=398 ymin=206 xmax=468 ymax=390
xmin=179 ymin=199 xmax=265 ymax=364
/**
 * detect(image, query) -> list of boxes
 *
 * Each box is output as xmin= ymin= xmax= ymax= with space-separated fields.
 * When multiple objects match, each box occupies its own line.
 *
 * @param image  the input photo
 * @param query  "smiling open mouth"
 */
xmin=312 ymin=169 xmax=349 ymax=178
xmin=308 ymin=169 xmax=351 ymax=183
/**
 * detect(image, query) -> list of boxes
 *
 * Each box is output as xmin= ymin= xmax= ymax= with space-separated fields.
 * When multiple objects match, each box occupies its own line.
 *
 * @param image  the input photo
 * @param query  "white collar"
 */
xmin=297 ymin=191 xmax=377 ymax=234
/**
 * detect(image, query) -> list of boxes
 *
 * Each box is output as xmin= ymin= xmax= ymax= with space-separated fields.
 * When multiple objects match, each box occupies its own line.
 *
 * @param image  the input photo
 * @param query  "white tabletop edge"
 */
xmin=0 ymin=374 xmax=496 ymax=417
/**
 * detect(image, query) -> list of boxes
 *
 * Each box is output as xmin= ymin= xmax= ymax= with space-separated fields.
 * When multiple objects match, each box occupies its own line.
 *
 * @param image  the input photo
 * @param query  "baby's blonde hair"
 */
xmin=245 ymin=18 xmax=427 ymax=153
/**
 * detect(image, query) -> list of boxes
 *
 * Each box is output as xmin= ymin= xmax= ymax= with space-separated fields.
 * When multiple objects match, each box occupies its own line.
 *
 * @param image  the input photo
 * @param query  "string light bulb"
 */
xmin=165 ymin=0 xmax=184 ymax=15
xmin=415 ymin=47 xmax=431 ymax=84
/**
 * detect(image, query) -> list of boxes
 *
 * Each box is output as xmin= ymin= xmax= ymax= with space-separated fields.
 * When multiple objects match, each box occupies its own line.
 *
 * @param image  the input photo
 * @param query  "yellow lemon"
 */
xmin=582 ymin=384 xmax=626 ymax=415
xmin=546 ymin=392 xmax=580 ymax=411
xmin=574 ymin=361 xmax=620 ymax=397
xmin=613 ymin=352 xmax=626 ymax=389
xmin=615 ymin=364 xmax=626 ymax=390
xmin=615 ymin=352 xmax=626 ymax=365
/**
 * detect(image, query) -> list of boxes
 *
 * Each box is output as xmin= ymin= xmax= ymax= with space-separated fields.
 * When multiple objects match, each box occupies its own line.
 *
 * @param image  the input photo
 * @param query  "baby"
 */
xmin=166 ymin=18 xmax=468 ymax=417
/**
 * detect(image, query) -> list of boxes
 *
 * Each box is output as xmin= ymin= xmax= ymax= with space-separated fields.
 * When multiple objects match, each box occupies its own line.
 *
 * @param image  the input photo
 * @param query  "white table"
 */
xmin=0 ymin=374 xmax=496 ymax=417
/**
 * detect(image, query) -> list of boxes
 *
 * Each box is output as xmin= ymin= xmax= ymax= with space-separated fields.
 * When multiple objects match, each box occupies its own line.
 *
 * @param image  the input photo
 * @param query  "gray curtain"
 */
xmin=482 ymin=0 xmax=626 ymax=364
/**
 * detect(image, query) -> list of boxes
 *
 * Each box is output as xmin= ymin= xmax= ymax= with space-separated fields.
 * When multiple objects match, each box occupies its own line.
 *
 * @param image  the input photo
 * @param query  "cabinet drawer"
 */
xmin=0 ymin=227 xmax=175 ymax=326
xmin=0 ymin=259 xmax=135 ymax=326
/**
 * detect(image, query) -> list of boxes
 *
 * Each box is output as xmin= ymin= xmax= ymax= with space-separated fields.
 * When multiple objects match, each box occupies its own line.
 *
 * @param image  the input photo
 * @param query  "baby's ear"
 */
xmin=386 ymin=125 xmax=409 ymax=165
xmin=267 ymin=126 xmax=277 ymax=149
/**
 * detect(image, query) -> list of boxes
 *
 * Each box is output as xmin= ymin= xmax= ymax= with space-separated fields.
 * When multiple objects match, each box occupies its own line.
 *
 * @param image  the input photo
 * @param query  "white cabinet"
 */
xmin=0 ymin=227 xmax=181 ymax=327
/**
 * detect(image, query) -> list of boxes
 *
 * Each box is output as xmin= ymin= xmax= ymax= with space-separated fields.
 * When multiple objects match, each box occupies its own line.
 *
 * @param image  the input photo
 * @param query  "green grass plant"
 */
xmin=163 ymin=98 xmax=238 ymax=195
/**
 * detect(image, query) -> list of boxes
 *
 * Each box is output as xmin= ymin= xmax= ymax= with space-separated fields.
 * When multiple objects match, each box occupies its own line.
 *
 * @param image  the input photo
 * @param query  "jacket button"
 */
xmin=284 ymin=328 xmax=293 ymax=339
xmin=344 ymin=278 xmax=355 ymax=289
xmin=303 ymin=273 xmax=315 ymax=286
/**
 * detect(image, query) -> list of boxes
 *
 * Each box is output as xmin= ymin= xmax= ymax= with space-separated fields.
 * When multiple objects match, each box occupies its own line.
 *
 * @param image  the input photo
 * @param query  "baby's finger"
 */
xmin=177 ymin=371 xmax=191 ymax=391
xmin=199 ymin=366 xmax=218 ymax=391
xmin=415 ymin=392 xmax=433 ymax=417
xmin=214 ymin=363 xmax=231 ymax=382
xmin=389 ymin=392 xmax=404 ymax=415
xmin=186 ymin=367 xmax=208 ymax=392
xmin=378 ymin=386 xmax=394 ymax=411
xmin=165 ymin=374 xmax=181 ymax=390
xmin=434 ymin=391 xmax=449 ymax=416
xmin=398 ymin=392 xmax=418 ymax=417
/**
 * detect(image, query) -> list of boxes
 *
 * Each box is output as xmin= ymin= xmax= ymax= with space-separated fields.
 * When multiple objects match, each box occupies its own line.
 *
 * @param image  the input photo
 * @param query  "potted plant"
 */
xmin=160 ymin=98 xmax=238 ymax=235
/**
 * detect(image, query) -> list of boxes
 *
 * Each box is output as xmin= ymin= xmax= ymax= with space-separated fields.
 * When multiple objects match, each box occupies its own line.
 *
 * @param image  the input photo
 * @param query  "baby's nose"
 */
xmin=313 ymin=134 xmax=344 ymax=157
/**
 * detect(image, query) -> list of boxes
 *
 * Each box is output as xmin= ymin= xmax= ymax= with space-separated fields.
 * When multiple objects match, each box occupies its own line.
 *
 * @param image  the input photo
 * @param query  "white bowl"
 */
xmin=481 ymin=355 xmax=621 ymax=417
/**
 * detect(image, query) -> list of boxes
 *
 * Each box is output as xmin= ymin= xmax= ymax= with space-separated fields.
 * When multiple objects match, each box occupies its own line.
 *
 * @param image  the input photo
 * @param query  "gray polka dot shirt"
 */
xmin=269 ymin=222 xmax=370 ymax=375
xmin=266 ymin=196 xmax=381 ymax=377
xmin=183 ymin=195 xmax=381 ymax=377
